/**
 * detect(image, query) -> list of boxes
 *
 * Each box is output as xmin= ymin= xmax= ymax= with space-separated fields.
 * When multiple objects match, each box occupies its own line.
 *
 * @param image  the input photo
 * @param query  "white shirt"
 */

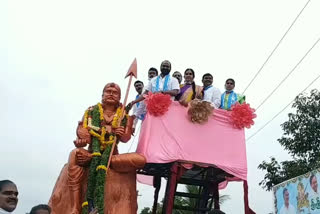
xmin=202 ymin=86 xmax=221 ymax=109
xmin=280 ymin=204 xmax=296 ymax=214
xmin=132 ymin=94 xmax=147 ymax=128
xmin=146 ymin=75 xmax=180 ymax=99
xmin=0 ymin=208 xmax=12 ymax=214
xmin=309 ymin=188 xmax=320 ymax=199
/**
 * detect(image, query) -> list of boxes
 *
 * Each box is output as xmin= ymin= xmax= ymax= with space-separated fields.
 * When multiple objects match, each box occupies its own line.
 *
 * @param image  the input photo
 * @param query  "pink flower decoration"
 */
xmin=145 ymin=92 xmax=172 ymax=116
xmin=230 ymin=102 xmax=257 ymax=129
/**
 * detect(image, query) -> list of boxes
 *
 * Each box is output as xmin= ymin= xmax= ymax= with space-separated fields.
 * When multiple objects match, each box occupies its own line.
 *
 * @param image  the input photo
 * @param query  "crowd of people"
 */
xmin=130 ymin=60 xmax=245 ymax=130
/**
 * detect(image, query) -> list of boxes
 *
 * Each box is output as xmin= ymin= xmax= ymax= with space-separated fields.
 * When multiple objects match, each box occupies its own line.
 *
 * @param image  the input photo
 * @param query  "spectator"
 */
xmin=29 ymin=204 xmax=51 ymax=214
xmin=148 ymin=67 xmax=158 ymax=80
xmin=172 ymin=71 xmax=182 ymax=84
xmin=0 ymin=180 xmax=18 ymax=214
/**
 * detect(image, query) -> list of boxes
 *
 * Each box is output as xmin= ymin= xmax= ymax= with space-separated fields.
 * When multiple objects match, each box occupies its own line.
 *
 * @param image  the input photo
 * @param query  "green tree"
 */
xmin=140 ymin=185 xmax=230 ymax=214
xmin=140 ymin=207 xmax=152 ymax=214
xmin=258 ymin=89 xmax=320 ymax=191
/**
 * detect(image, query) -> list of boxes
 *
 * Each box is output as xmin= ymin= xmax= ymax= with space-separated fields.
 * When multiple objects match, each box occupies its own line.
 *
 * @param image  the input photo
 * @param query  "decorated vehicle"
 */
xmin=49 ymin=59 xmax=256 ymax=214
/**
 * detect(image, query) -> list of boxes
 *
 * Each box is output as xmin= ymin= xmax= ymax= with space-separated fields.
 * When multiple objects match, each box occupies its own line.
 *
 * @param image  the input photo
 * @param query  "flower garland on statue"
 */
xmin=81 ymin=103 xmax=128 ymax=214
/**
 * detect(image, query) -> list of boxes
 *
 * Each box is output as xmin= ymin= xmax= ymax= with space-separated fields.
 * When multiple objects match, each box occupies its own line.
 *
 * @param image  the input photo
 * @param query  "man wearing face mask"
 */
xmin=220 ymin=78 xmax=245 ymax=110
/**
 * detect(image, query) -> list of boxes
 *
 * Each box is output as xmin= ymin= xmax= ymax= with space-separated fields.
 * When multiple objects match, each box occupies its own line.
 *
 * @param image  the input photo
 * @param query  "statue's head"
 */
xmin=102 ymin=83 xmax=121 ymax=106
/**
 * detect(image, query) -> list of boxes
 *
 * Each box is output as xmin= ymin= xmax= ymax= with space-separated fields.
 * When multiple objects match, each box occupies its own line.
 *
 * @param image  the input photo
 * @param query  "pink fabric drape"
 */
xmin=136 ymin=102 xmax=248 ymax=181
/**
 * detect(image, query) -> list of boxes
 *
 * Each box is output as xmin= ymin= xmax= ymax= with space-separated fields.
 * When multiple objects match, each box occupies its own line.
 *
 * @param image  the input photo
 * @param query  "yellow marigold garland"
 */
xmin=83 ymin=110 xmax=89 ymax=128
xmin=89 ymin=130 xmax=101 ymax=138
xmin=82 ymin=103 xmax=129 ymax=214
xmin=92 ymin=152 xmax=101 ymax=157
xmin=100 ymin=134 xmax=115 ymax=150
xmin=82 ymin=201 xmax=88 ymax=208
xmin=112 ymin=107 xmax=122 ymax=128
xmin=97 ymin=103 xmax=104 ymax=121
xmin=96 ymin=165 xmax=108 ymax=171
xmin=100 ymin=127 xmax=106 ymax=142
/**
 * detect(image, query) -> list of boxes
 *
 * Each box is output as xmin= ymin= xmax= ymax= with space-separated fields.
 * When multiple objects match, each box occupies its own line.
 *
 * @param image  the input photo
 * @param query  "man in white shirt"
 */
xmin=280 ymin=188 xmax=296 ymax=214
xmin=131 ymin=60 xmax=180 ymax=106
xmin=132 ymin=80 xmax=146 ymax=134
xmin=146 ymin=60 xmax=180 ymax=98
xmin=202 ymin=73 xmax=221 ymax=109
xmin=0 ymin=180 xmax=18 ymax=214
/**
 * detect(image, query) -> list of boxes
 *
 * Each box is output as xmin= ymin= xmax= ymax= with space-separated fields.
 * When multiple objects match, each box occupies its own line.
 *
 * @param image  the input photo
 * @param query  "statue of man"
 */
xmin=49 ymin=83 xmax=146 ymax=214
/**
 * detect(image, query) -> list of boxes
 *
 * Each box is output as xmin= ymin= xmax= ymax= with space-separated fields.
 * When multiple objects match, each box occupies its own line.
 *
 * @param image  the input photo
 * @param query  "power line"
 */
xmin=127 ymin=123 xmax=141 ymax=153
xmin=246 ymin=72 xmax=320 ymax=142
xmin=255 ymin=36 xmax=320 ymax=111
xmin=242 ymin=0 xmax=312 ymax=95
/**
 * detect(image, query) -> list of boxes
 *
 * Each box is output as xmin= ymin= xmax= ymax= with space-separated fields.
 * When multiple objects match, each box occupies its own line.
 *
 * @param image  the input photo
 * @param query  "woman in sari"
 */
xmin=175 ymin=68 xmax=203 ymax=106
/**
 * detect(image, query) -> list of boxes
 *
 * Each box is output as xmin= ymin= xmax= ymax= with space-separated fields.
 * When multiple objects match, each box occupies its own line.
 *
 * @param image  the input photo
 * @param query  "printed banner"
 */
xmin=273 ymin=168 xmax=320 ymax=214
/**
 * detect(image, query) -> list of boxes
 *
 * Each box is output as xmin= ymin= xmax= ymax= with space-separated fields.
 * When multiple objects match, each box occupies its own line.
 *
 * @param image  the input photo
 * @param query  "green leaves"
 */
xmin=259 ymin=89 xmax=320 ymax=191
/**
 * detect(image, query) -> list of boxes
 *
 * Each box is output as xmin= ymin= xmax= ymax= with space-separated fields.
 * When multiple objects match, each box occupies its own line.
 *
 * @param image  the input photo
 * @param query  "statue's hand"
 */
xmin=73 ymin=138 xmax=89 ymax=148
xmin=74 ymin=122 xmax=91 ymax=147
xmin=114 ymin=127 xmax=125 ymax=137
xmin=77 ymin=122 xmax=91 ymax=139
xmin=126 ymin=102 xmax=133 ymax=111
xmin=76 ymin=149 xmax=92 ymax=166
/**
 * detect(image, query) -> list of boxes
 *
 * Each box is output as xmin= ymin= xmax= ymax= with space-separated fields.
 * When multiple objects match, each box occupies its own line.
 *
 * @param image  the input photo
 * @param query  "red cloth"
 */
xmin=243 ymin=181 xmax=256 ymax=214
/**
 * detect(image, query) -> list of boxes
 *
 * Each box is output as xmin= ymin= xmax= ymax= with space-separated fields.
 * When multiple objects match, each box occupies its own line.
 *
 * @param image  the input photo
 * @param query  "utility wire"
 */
xmin=246 ymin=72 xmax=320 ymax=142
xmin=255 ymin=37 xmax=320 ymax=111
xmin=242 ymin=0 xmax=312 ymax=95
xmin=127 ymin=123 xmax=141 ymax=153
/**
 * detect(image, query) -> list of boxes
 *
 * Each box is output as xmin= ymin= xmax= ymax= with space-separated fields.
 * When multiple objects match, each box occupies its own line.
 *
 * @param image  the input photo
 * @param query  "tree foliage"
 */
xmin=140 ymin=207 xmax=152 ymax=214
xmin=258 ymin=89 xmax=320 ymax=191
xmin=139 ymin=185 xmax=230 ymax=214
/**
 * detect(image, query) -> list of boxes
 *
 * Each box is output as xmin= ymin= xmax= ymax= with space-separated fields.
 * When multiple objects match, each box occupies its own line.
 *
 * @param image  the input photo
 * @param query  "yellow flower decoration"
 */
xmin=100 ymin=127 xmax=106 ymax=142
xmin=89 ymin=130 xmax=101 ymax=138
xmin=82 ymin=201 xmax=88 ymax=208
xmin=92 ymin=152 xmax=101 ymax=157
xmin=97 ymin=103 xmax=104 ymax=121
xmin=83 ymin=110 xmax=89 ymax=128
xmin=100 ymin=138 xmax=114 ymax=150
xmin=112 ymin=107 xmax=122 ymax=128
xmin=96 ymin=165 xmax=108 ymax=171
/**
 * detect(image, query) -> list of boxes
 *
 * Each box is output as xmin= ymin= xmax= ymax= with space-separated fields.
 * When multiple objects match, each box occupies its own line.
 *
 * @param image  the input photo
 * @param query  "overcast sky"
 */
xmin=1 ymin=0 xmax=320 ymax=213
